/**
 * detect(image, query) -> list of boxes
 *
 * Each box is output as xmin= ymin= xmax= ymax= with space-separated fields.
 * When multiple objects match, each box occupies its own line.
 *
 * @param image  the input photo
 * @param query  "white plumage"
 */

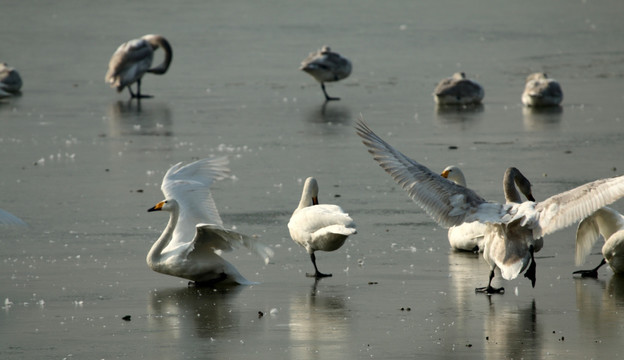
xmin=147 ymin=157 xmax=273 ymax=286
xmin=288 ymin=177 xmax=356 ymax=278
xmin=574 ymin=207 xmax=624 ymax=277
xmin=356 ymin=120 xmax=624 ymax=293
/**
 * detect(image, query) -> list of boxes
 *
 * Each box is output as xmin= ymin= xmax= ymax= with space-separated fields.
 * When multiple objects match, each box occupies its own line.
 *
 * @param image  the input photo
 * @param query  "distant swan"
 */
xmin=288 ymin=177 xmax=357 ymax=278
xmin=356 ymin=120 xmax=624 ymax=294
xmin=521 ymin=72 xmax=563 ymax=107
xmin=441 ymin=166 xmax=536 ymax=253
xmin=0 ymin=63 xmax=22 ymax=97
xmin=106 ymin=34 xmax=173 ymax=99
xmin=300 ymin=46 xmax=352 ymax=101
xmin=574 ymin=207 xmax=624 ymax=278
xmin=147 ymin=157 xmax=273 ymax=286
xmin=433 ymin=72 xmax=484 ymax=105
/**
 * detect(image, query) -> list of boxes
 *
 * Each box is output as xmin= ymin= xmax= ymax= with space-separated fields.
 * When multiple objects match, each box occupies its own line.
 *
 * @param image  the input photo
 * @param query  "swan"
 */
xmin=0 ymin=63 xmax=22 ymax=97
xmin=105 ymin=34 xmax=173 ymax=99
xmin=433 ymin=72 xmax=484 ymax=105
xmin=573 ymin=207 xmax=624 ymax=278
xmin=440 ymin=166 xmax=536 ymax=253
xmin=288 ymin=177 xmax=357 ymax=278
xmin=356 ymin=120 xmax=624 ymax=294
xmin=300 ymin=46 xmax=352 ymax=101
xmin=147 ymin=157 xmax=273 ymax=286
xmin=521 ymin=72 xmax=563 ymax=107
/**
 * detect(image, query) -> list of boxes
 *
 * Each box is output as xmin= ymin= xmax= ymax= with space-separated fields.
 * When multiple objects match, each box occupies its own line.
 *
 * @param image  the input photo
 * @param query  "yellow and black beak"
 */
xmin=148 ymin=201 xmax=165 ymax=212
xmin=312 ymin=196 xmax=319 ymax=205
xmin=440 ymin=169 xmax=449 ymax=178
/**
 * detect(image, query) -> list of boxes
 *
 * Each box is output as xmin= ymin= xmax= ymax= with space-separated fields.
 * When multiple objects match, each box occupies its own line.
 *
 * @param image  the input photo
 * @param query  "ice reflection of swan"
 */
xmin=289 ymin=279 xmax=350 ymax=359
xmin=522 ymin=106 xmax=562 ymax=131
xmin=434 ymin=103 xmax=484 ymax=129
xmin=483 ymin=298 xmax=541 ymax=360
xmin=107 ymin=100 xmax=173 ymax=136
xmin=574 ymin=275 xmax=624 ymax=341
xmin=147 ymin=286 xmax=244 ymax=341
xmin=305 ymin=102 xmax=352 ymax=126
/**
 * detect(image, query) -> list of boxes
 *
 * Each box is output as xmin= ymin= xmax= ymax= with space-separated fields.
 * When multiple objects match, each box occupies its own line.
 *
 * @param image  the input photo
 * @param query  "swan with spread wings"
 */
xmin=147 ymin=157 xmax=273 ymax=286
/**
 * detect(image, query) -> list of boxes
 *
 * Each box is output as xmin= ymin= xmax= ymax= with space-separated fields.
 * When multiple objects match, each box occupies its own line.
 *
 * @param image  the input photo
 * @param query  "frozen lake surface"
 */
xmin=2 ymin=0 xmax=624 ymax=358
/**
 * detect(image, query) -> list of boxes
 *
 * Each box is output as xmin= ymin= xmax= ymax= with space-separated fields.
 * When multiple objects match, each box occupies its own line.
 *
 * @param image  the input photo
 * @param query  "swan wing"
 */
xmin=161 ymin=157 xmax=230 ymax=244
xmin=106 ymin=38 xmax=153 ymax=83
xmin=575 ymin=213 xmax=601 ymax=266
xmin=189 ymin=224 xmax=274 ymax=265
xmin=532 ymin=175 xmax=624 ymax=238
xmin=356 ymin=120 xmax=489 ymax=228
xmin=289 ymin=204 xmax=355 ymax=234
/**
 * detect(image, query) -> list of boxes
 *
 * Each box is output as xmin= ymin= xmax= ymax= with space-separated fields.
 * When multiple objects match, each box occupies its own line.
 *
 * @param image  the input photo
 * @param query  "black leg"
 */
xmin=306 ymin=253 xmax=332 ymax=278
xmin=475 ymin=269 xmax=505 ymax=294
xmin=523 ymin=245 xmax=537 ymax=288
xmin=131 ymin=78 xmax=153 ymax=99
xmin=321 ymin=83 xmax=340 ymax=101
xmin=573 ymin=258 xmax=607 ymax=278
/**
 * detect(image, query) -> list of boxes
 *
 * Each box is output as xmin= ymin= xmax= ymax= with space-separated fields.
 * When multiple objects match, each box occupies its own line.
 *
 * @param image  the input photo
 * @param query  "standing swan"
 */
xmin=147 ymin=157 xmax=273 ymax=286
xmin=433 ymin=72 xmax=484 ymax=105
xmin=573 ymin=207 xmax=624 ymax=278
xmin=300 ymin=46 xmax=352 ymax=101
xmin=106 ymin=34 xmax=173 ymax=99
xmin=521 ymin=72 xmax=563 ymax=107
xmin=356 ymin=120 xmax=624 ymax=294
xmin=288 ymin=177 xmax=357 ymax=278
xmin=0 ymin=63 xmax=22 ymax=97
xmin=441 ymin=166 xmax=537 ymax=253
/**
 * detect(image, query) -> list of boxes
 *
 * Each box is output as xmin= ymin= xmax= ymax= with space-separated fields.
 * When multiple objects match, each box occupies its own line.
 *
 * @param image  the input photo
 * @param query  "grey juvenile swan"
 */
xmin=300 ymin=46 xmax=352 ymax=101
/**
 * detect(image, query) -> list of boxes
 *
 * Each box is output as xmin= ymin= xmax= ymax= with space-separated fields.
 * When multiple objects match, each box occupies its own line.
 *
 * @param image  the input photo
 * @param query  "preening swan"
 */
xmin=574 ymin=207 xmax=624 ymax=278
xmin=0 ymin=63 xmax=22 ymax=97
xmin=147 ymin=157 xmax=273 ymax=286
xmin=300 ymin=46 xmax=352 ymax=101
xmin=433 ymin=72 xmax=484 ymax=105
xmin=288 ymin=177 xmax=357 ymax=278
xmin=105 ymin=34 xmax=173 ymax=99
xmin=521 ymin=72 xmax=563 ymax=107
xmin=356 ymin=120 xmax=624 ymax=294
xmin=440 ymin=166 xmax=536 ymax=253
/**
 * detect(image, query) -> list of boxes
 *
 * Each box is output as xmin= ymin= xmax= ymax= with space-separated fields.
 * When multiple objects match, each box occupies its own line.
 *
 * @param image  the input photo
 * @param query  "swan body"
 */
xmin=521 ymin=72 xmax=563 ymax=107
xmin=356 ymin=120 xmax=624 ymax=293
xmin=433 ymin=72 xmax=484 ymax=105
xmin=0 ymin=63 xmax=22 ymax=97
xmin=106 ymin=34 xmax=173 ymax=99
xmin=300 ymin=46 xmax=352 ymax=101
xmin=574 ymin=207 xmax=624 ymax=277
xmin=288 ymin=177 xmax=356 ymax=278
xmin=147 ymin=157 xmax=273 ymax=286
xmin=441 ymin=166 xmax=538 ymax=253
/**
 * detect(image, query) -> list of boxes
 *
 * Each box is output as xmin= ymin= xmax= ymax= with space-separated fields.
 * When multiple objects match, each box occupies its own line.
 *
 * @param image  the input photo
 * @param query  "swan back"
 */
xmin=0 ymin=63 xmax=22 ymax=94
xmin=522 ymin=72 xmax=563 ymax=107
xmin=300 ymin=46 xmax=352 ymax=83
xmin=433 ymin=72 xmax=484 ymax=105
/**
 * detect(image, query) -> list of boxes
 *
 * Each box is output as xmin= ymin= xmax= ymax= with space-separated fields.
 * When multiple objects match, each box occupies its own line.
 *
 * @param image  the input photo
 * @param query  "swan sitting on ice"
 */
xmin=574 ymin=207 xmax=624 ymax=278
xmin=433 ymin=72 xmax=484 ymax=105
xmin=521 ymin=72 xmax=563 ymax=107
xmin=288 ymin=177 xmax=356 ymax=278
xmin=146 ymin=157 xmax=273 ymax=286
xmin=356 ymin=119 xmax=624 ymax=294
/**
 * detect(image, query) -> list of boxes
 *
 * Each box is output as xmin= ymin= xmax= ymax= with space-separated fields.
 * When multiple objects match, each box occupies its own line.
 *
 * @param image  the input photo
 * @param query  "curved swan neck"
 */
xmin=503 ymin=167 xmax=534 ymax=203
xmin=297 ymin=177 xmax=319 ymax=210
xmin=146 ymin=35 xmax=173 ymax=75
xmin=147 ymin=202 xmax=179 ymax=267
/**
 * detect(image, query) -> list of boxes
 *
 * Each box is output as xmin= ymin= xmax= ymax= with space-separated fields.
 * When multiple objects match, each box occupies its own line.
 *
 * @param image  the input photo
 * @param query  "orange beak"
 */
xmin=147 ymin=201 xmax=165 ymax=212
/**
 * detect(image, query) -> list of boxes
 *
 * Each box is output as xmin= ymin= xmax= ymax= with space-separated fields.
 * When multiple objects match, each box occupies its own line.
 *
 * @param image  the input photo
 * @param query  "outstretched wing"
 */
xmin=161 ymin=157 xmax=230 ymax=246
xmin=189 ymin=224 xmax=274 ymax=265
xmin=356 ymin=120 xmax=492 ymax=228
xmin=533 ymin=176 xmax=624 ymax=238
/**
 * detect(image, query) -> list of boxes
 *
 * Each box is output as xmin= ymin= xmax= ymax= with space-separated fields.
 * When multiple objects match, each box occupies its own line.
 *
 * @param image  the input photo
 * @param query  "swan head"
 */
xmin=147 ymin=199 xmax=178 ymax=212
xmin=505 ymin=167 xmax=536 ymax=202
xmin=441 ymin=166 xmax=467 ymax=187
xmin=297 ymin=177 xmax=319 ymax=209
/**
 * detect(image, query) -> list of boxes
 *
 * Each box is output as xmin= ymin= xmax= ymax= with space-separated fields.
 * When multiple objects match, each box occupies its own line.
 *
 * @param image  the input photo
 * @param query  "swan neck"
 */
xmin=503 ymin=170 xmax=522 ymax=204
xmin=147 ymin=36 xmax=173 ymax=75
xmin=147 ymin=205 xmax=179 ymax=267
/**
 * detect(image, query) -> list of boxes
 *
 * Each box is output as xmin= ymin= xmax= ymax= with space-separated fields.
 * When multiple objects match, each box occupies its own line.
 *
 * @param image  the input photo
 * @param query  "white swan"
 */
xmin=440 ymin=166 xmax=536 ymax=253
xmin=521 ymin=72 xmax=563 ymax=107
xmin=0 ymin=63 xmax=22 ymax=97
xmin=574 ymin=207 xmax=624 ymax=278
xmin=147 ymin=157 xmax=273 ymax=286
xmin=106 ymin=34 xmax=173 ymax=99
xmin=288 ymin=177 xmax=357 ymax=278
xmin=300 ymin=46 xmax=352 ymax=101
xmin=356 ymin=120 xmax=624 ymax=294
xmin=433 ymin=72 xmax=484 ymax=105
